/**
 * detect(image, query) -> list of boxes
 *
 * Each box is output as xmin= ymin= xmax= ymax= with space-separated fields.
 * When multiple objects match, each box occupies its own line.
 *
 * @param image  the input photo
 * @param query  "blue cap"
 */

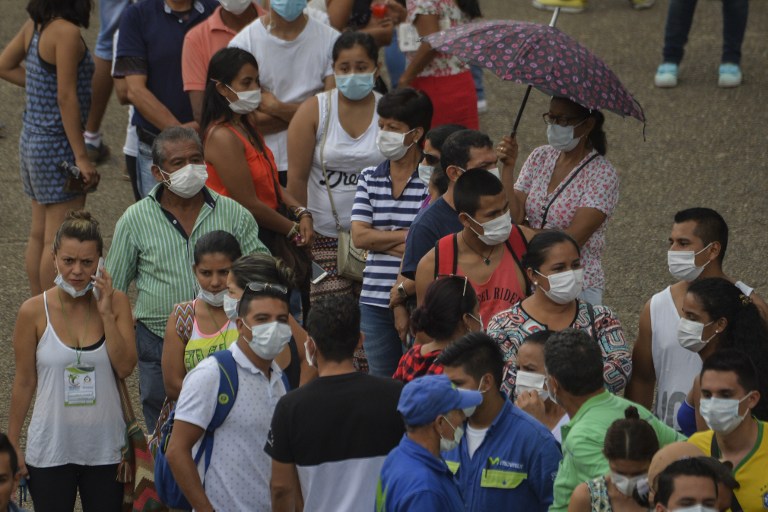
xmin=397 ymin=374 xmax=483 ymax=427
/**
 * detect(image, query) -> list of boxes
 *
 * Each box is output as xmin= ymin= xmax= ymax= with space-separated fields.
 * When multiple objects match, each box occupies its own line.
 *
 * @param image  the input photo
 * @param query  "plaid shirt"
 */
xmin=393 ymin=346 xmax=444 ymax=383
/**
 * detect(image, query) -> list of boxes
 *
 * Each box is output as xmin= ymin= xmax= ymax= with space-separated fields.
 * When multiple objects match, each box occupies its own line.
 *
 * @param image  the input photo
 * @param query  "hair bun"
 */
xmin=624 ymin=406 xmax=640 ymax=420
xmin=66 ymin=209 xmax=97 ymax=225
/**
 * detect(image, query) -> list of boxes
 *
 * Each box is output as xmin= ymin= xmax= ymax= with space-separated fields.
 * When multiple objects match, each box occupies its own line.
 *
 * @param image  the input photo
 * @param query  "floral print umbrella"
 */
xmin=424 ymin=19 xmax=646 ymax=126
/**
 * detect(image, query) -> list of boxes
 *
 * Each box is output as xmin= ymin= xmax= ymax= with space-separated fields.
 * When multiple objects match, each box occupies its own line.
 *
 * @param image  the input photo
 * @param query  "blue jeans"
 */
xmin=94 ymin=0 xmax=130 ymax=60
xmin=385 ymin=31 xmax=406 ymax=89
xmin=136 ymin=140 xmax=158 ymax=198
xmin=471 ymin=65 xmax=485 ymax=101
xmin=135 ymin=322 xmax=165 ymax=431
xmin=662 ymin=0 xmax=748 ymax=65
xmin=361 ymin=303 xmax=404 ymax=378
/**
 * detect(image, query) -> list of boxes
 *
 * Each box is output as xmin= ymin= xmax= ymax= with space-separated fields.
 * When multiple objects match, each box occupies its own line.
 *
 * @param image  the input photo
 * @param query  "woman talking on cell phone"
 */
xmin=0 ymin=0 xmax=100 ymax=296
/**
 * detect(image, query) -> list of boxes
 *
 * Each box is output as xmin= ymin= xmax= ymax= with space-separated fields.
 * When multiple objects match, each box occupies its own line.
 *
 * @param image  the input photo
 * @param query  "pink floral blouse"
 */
xmin=514 ymin=145 xmax=619 ymax=290
xmin=406 ymin=0 xmax=470 ymax=77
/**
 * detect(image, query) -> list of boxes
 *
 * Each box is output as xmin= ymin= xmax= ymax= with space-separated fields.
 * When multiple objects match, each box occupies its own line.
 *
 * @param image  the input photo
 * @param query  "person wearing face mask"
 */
xmin=417 ymin=123 xmax=465 ymax=207
xmin=375 ymin=374 xmax=482 ymax=512
xmin=686 ymin=350 xmax=768 ymax=511
xmin=415 ymin=169 xmax=534 ymax=332
xmin=652 ymin=458 xmax=720 ymax=512
xmin=350 ymin=87 xmax=432 ymax=377
xmin=182 ymin=0 xmax=264 ymax=125
xmin=228 ymin=0 xmax=340 ymax=185
xmin=513 ymin=330 xmax=569 ymax=442
xmin=201 ymin=48 xmax=315 ymax=307
xmin=166 ymin=279 xmax=293 ymax=511
xmin=107 ymin=127 xmax=268 ymax=429
xmin=543 ymin=330 xmax=683 ymax=512
xmin=570 ymin=406 xmax=660 ymax=512
xmin=393 ymin=276 xmax=481 ymax=383
xmin=8 ymin=211 xmax=137 ymax=510
xmin=626 ymin=208 xmax=768 ymax=431
xmin=159 ymin=231 xmax=242 ymax=405
xmin=486 ymin=231 xmax=630 ymax=397
xmin=674 ymin=278 xmax=768 ymax=436
xmin=438 ymin=333 xmax=562 ymax=511
xmin=504 ymin=96 xmax=618 ymax=307
xmin=266 ymin=295 xmax=404 ymax=511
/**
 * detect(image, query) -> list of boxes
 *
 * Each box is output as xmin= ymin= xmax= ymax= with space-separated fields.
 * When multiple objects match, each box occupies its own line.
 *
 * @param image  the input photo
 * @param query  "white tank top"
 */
xmin=651 ymin=286 xmax=702 ymax=430
xmin=306 ymin=89 xmax=384 ymax=238
xmin=25 ymin=292 xmax=125 ymax=467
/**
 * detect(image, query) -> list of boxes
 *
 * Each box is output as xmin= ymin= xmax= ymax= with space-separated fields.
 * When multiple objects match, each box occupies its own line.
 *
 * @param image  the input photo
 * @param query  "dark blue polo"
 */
xmin=115 ymin=0 xmax=217 ymax=133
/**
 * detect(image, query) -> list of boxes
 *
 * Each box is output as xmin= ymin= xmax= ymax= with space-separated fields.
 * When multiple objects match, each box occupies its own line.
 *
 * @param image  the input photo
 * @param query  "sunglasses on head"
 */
xmin=244 ymin=281 xmax=289 ymax=298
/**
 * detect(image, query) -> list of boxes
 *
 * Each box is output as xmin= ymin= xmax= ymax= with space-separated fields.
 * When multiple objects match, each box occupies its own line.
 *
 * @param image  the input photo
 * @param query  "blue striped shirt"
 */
xmin=351 ymin=161 xmax=427 ymax=308
xmin=106 ymin=185 xmax=269 ymax=337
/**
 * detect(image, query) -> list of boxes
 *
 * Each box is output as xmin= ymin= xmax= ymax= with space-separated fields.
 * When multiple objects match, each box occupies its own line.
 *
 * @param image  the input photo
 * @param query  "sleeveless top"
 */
xmin=26 ymin=292 xmax=124 ymax=467
xmin=181 ymin=300 xmax=239 ymax=372
xmin=23 ymin=28 xmax=93 ymax=136
xmin=651 ymin=286 xmax=701 ymax=429
xmin=586 ymin=476 xmax=613 ymax=512
xmin=306 ymin=89 xmax=384 ymax=238
xmin=205 ymin=124 xmax=281 ymax=210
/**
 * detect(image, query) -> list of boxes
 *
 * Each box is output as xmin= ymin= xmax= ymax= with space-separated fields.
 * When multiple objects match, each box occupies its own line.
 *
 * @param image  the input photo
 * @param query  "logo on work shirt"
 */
xmin=487 ymin=456 xmax=524 ymax=471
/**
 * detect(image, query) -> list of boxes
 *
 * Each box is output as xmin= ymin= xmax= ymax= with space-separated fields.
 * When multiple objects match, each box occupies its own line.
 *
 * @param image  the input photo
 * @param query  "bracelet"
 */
xmin=286 ymin=222 xmax=300 ymax=239
xmin=298 ymin=210 xmax=313 ymax=221
xmin=291 ymin=206 xmax=312 ymax=219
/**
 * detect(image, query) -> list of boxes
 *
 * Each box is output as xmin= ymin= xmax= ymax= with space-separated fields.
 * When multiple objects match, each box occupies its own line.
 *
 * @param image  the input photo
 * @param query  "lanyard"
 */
xmin=539 ymin=153 xmax=599 ymax=229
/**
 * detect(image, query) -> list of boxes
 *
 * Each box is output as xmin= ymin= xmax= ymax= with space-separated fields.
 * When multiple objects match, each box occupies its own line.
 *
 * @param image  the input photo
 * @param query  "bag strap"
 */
xmin=504 ymin=224 xmax=531 ymax=294
xmin=318 ymin=91 xmax=342 ymax=231
xmin=200 ymin=350 xmax=240 ymax=472
xmin=584 ymin=300 xmax=599 ymax=344
xmin=117 ymin=376 xmax=136 ymax=424
xmin=708 ymin=435 xmax=744 ymax=512
xmin=540 ymin=153 xmax=599 ymax=228
xmin=434 ymin=234 xmax=458 ymax=278
xmin=174 ymin=302 xmax=195 ymax=345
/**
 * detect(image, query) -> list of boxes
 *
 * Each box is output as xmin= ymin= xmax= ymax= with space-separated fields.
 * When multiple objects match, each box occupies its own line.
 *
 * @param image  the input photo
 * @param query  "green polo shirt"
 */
xmin=550 ymin=391 xmax=686 ymax=512
xmin=106 ymin=185 xmax=269 ymax=337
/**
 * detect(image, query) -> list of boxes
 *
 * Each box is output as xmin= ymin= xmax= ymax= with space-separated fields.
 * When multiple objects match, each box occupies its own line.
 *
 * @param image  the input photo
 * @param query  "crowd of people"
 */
xmin=0 ymin=0 xmax=765 ymax=511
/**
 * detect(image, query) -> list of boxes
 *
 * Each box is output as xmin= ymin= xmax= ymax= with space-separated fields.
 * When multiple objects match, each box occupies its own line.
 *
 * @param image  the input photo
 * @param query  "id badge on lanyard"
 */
xmin=64 ymin=362 xmax=96 ymax=406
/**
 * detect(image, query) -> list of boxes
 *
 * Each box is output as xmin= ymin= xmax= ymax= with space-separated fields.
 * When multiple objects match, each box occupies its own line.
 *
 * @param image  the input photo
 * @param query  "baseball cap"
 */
xmin=398 ymin=374 xmax=483 ymax=427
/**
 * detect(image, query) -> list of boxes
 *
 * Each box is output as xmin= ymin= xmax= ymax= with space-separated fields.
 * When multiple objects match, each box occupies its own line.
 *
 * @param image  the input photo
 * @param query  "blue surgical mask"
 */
xmin=55 ymin=273 xmax=93 ymax=298
xmin=335 ymin=72 xmax=375 ymax=101
xmin=270 ymin=0 xmax=306 ymax=21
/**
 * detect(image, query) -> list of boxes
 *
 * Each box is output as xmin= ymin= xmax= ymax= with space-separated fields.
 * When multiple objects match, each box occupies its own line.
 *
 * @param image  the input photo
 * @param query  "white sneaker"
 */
xmin=477 ymin=99 xmax=488 ymax=114
xmin=654 ymin=63 xmax=678 ymax=88
xmin=718 ymin=63 xmax=742 ymax=88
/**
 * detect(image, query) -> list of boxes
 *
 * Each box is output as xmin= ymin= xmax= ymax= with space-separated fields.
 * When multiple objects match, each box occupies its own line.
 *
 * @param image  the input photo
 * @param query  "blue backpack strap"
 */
xmin=199 ymin=350 xmax=239 ymax=472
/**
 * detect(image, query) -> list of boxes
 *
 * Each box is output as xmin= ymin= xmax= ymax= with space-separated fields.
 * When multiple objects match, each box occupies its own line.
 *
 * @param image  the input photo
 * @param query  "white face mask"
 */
xmin=244 ymin=320 xmax=292 ymax=360
xmin=55 ymin=273 xmax=93 ymax=298
xmin=677 ymin=317 xmax=716 ymax=353
xmin=547 ymin=123 xmax=582 ymax=153
xmin=486 ymin=167 xmax=501 ymax=180
xmin=671 ymin=506 xmax=717 ymax=512
xmin=699 ymin=393 xmax=752 ymax=434
xmin=462 ymin=377 xmax=486 ymax=417
xmin=418 ymin=164 xmax=434 ymax=185
xmin=536 ymin=268 xmax=584 ymax=304
xmin=219 ymin=0 xmax=252 ymax=15
xmin=515 ymin=370 xmax=549 ymax=401
xmin=223 ymin=294 xmax=239 ymax=320
xmin=304 ymin=338 xmax=316 ymax=367
xmin=610 ymin=471 xmax=646 ymax=497
xmin=377 ymin=129 xmax=414 ymax=161
xmin=667 ymin=243 xmax=712 ymax=281
xmin=161 ymin=163 xmax=208 ymax=198
xmin=439 ymin=415 xmax=464 ymax=452
xmin=226 ymin=85 xmax=261 ymax=114
xmin=197 ymin=288 xmax=228 ymax=307
xmin=468 ymin=212 xmax=513 ymax=246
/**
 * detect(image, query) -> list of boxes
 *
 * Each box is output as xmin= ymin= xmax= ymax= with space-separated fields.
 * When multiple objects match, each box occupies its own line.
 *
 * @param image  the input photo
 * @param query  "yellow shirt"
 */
xmin=688 ymin=420 xmax=768 ymax=511
xmin=184 ymin=317 xmax=239 ymax=372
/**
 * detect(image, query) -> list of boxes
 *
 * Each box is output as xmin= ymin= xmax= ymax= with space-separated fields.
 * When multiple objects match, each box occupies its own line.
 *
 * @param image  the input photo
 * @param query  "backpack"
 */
xmin=433 ymin=225 xmax=531 ymax=294
xmin=154 ymin=350 xmax=239 ymax=509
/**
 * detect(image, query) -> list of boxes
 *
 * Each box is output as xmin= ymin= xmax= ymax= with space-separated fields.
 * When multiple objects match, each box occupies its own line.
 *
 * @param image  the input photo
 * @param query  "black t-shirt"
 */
xmin=265 ymin=372 xmax=404 ymax=465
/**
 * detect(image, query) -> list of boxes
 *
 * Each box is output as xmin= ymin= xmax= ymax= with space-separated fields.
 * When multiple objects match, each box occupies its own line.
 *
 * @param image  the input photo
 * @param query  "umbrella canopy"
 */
xmin=424 ymin=19 xmax=645 ymax=123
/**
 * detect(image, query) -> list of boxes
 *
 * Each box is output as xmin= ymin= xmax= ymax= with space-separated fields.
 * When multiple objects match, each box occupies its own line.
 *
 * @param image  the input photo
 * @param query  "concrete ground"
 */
xmin=0 ymin=0 xmax=766 ymax=508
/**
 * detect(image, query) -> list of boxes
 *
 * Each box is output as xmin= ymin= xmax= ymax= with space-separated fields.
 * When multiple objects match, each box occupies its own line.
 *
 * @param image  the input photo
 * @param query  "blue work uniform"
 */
xmin=376 ymin=435 xmax=464 ymax=512
xmin=443 ymin=400 xmax=562 ymax=511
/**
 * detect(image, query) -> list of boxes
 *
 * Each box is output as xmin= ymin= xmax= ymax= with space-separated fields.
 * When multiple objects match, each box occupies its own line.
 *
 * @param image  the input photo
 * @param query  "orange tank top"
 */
xmin=205 ymin=123 xmax=282 ymax=210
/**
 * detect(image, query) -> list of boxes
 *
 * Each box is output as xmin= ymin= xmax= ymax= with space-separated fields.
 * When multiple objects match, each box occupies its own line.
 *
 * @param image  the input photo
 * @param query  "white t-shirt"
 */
xmin=465 ymin=424 xmax=489 ymax=459
xmin=551 ymin=413 xmax=569 ymax=444
xmin=174 ymin=343 xmax=286 ymax=511
xmin=228 ymin=16 xmax=339 ymax=171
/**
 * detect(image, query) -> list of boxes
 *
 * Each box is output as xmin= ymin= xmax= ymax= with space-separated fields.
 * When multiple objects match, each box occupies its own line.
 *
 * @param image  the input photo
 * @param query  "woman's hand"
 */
xmin=14 ymin=445 xmax=28 ymax=480
xmin=496 ymin=135 xmax=519 ymax=167
xmin=75 ymin=155 xmax=100 ymax=191
xmin=384 ymin=0 xmax=407 ymax=23
xmin=393 ymin=305 xmax=410 ymax=345
xmin=515 ymin=390 xmax=546 ymax=422
xmin=295 ymin=216 xmax=315 ymax=247
xmin=93 ymin=267 xmax=115 ymax=317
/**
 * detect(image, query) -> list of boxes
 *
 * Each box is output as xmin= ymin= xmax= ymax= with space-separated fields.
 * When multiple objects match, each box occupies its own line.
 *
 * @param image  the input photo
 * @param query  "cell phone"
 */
xmin=58 ymin=161 xmax=97 ymax=193
xmin=92 ymin=257 xmax=104 ymax=300
xmin=311 ymin=261 xmax=328 ymax=285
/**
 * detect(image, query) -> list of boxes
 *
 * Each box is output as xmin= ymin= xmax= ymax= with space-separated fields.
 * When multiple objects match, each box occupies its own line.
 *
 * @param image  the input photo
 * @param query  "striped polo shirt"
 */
xmin=106 ymin=185 xmax=269 ymax=338
xmin=351 ymin=161 xmax=427 ymax=308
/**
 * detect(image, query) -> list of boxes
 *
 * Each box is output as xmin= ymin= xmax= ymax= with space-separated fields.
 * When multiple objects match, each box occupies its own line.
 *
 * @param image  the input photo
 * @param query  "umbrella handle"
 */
xmin=509 ymin=8 xmax=560 ymax=136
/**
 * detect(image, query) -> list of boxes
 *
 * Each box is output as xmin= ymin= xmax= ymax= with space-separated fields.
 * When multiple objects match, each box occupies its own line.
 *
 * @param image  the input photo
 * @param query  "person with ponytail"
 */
xmin=393 ymin=276 xmax=481 ymax=382
xmin=504 ymin=96 xmax=619 ymax=306
xmin=676 ymin=277 xmax=768 ymax=434
xmin=398 ymin=0 xmax=482 ymax=129
xmin=569 ymin=407 xmax=659 ymax=512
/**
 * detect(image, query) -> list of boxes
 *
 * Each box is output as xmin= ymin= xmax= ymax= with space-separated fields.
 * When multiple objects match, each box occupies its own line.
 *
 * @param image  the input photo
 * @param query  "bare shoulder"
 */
xmin=568 ymin=482 xmax=592 ymax=512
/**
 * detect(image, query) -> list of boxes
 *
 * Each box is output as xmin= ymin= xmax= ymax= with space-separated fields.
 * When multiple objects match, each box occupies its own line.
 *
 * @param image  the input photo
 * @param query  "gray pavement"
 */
xmin=0 ymin=0 xmax=767 ymax=507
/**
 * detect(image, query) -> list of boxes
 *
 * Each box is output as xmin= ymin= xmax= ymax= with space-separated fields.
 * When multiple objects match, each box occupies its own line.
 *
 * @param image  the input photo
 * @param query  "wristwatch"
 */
xmin=396 ymin=282 xmax=408 ymax=300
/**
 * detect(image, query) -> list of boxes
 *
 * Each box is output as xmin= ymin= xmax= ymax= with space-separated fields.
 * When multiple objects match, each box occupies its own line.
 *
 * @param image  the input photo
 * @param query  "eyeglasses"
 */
xmin=436 ymin=274 xmax=470 ymax=297
xmin=542 ymin=113 xmax=587 ymax=127
xmin=244 ymin=281 xmax=289 ymax=298
xmin=423 ymin=153 xmax=440 ymax=166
